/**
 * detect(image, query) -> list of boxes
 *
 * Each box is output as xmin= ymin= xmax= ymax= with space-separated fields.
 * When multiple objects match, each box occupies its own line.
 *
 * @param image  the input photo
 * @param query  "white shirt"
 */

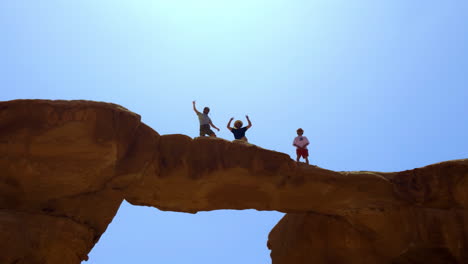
xmin=197 ymin=113 xmax=212 ymax=125
xmin=293 ymin=136 xmax=309 ymax=149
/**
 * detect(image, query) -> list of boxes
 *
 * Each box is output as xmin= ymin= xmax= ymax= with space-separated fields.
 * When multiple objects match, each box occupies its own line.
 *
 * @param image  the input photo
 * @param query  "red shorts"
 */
xmin=296 ymin=148 xmax=309 ymax=158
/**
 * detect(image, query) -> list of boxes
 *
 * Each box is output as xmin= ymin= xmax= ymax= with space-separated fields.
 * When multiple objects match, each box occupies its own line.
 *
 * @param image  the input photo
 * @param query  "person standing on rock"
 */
xmin=293 ymin=128 xmax=310 ymax=165
xmin=193 ymin=101 xmax=220 ymax=137
xmin=227 ymin=116 xmax=252 ymax=142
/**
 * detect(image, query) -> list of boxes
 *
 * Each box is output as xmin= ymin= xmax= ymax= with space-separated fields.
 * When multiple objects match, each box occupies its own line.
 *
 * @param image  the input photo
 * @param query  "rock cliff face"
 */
xmin=1 ymin=100 xmax=467 ymax=264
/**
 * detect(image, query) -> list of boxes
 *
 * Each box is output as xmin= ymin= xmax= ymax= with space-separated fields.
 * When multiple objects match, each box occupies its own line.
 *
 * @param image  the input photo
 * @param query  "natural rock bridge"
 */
xmin=1 ymin=100 xmax=467 ymax=263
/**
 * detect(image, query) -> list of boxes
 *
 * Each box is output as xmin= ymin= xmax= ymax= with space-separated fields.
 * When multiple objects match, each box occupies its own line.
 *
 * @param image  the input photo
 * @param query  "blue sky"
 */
xmin=1 ymin=1 xmax=467 ymax=263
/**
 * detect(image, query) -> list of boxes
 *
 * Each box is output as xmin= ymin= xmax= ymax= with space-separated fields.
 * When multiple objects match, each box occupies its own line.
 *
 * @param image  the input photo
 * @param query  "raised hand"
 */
xmin=245 ymin=115 xmax=252 ymax=128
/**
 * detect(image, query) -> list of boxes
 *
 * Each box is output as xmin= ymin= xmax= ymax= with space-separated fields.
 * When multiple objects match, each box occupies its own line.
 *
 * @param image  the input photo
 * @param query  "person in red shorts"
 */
xmin=293 ymin=128 xmax=310 ymax=164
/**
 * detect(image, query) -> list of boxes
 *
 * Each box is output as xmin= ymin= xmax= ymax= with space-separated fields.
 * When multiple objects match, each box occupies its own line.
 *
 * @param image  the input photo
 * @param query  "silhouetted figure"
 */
xmin=227 ymin=115 xmax=252 ymax=142
xmin=193 ymin=101 xmax=220 ymax=137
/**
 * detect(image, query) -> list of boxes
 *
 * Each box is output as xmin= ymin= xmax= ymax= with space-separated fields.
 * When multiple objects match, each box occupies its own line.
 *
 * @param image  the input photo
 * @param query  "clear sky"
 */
xmin=1 ymin=1 xmax=467 ymax=263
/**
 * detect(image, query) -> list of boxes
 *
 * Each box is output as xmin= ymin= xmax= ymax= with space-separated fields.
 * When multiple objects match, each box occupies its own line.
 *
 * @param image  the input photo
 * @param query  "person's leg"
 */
xmin=241 ymin=136 xmax=248 ymax=142
xmin=208 ymin=128 xmax=216 ymax=137
xmin=305 ymin=157 xmax=309 ymax=165
xmin=296 ymin=149 xmax=300 ymax=162
xmin=304 ymin=149 xmax=309 ymax=165
xmin=201 ymin=125 xmax=213 ymax=137
xmin=200 ymin=125 xmax=207 ymax=137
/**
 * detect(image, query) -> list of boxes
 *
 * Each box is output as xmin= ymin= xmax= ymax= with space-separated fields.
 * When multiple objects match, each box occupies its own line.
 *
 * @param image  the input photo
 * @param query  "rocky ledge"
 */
xmin=1 ymin=100 xmax=467 ymax=264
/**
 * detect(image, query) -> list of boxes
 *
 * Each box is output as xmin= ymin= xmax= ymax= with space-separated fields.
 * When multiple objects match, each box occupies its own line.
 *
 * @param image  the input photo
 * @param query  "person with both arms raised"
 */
xmin=227 ymin=115 xmax=252 ymax=142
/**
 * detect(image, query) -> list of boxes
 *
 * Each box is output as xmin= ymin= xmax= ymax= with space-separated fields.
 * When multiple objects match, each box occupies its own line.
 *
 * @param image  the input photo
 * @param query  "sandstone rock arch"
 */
xmin=1 ymin=100 xmax=467 ymax=263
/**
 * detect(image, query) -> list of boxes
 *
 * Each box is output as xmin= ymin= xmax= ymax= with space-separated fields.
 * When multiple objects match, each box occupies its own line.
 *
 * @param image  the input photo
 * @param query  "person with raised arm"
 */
xmin=193 ymin=100 xmax=220 ymax=137
xmin=227 ymin=115 xmax=252 ymax=142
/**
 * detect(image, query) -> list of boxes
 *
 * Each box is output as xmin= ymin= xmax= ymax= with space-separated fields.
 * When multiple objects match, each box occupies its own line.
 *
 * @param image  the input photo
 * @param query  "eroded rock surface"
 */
xmin=0 ymin=100 xmax=467 ymax=264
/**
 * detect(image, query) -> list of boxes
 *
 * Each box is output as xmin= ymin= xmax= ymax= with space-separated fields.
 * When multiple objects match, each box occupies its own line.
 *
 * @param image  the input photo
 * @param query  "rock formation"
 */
xmin=0 ymin=100 xmax=467 ymax=264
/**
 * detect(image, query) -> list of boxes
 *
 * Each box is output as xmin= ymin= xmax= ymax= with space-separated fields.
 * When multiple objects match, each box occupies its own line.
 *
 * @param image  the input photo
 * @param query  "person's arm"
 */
xmin=293 ymin=138 xmax=299 ymax=147
xmin=303 ymin=137 xmax=310 ymax=148
xmin=192 ymin=101 xmax=200 ymax=115
xmin=245 ymin=115 xmax=252 ymax=129
xmin=293 ymin=138 xmax=303 ymax=148
xmin=210 ymin=121 xmax=220 ymax=131
xmin=227 ymin=117 xmax=234 ymax=131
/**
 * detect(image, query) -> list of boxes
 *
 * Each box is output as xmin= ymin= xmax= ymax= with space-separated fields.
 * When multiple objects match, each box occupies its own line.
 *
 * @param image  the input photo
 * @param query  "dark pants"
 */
xmin=200 ymin=124 xmax=215 ymax=136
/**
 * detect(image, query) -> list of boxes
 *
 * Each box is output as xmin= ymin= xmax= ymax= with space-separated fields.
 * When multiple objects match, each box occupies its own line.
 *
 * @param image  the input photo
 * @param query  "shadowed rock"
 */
xmin=1 ymin=100 xmax=467 ymax=264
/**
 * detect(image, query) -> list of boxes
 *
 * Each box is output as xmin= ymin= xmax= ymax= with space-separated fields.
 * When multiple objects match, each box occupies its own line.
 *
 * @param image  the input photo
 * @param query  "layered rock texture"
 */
xmin=1 ymin=100 xmax=467 ymax=264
